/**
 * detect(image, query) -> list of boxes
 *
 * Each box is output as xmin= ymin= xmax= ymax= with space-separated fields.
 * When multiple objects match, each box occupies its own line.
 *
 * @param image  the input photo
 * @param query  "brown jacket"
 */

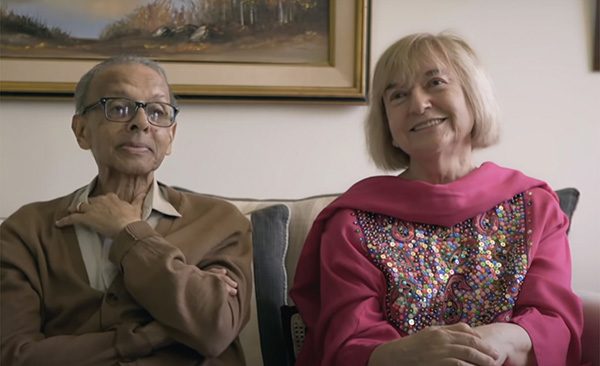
xmin=0 ymin=184 xmax=252 ymax=365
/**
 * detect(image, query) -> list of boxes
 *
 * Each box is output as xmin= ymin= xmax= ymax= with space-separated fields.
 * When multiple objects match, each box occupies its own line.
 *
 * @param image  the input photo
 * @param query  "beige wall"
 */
xmin=1 ymin=0 xmax=599 ymax=292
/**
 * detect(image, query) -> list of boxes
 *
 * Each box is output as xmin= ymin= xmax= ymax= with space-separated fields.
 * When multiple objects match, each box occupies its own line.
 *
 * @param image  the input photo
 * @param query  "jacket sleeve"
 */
xmin=510 ymin=188 xmax=584 ymax=366
xmin=296 ymin=209 xmax=400 ymax=366
xmin=108 ymin=204 xmax=252 ymax=358
xmin=0 ymin=219 xmax=162 ymax=366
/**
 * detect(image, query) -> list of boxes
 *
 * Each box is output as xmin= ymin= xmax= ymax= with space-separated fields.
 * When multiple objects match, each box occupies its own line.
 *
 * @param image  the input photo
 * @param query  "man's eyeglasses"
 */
xmin=79 ymin=97 xmax=178 ymax=127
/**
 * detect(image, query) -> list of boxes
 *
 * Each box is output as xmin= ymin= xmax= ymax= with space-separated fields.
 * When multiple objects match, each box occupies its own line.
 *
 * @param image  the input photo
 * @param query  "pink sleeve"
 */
xmin=303 ymin=209 xmax=400 ymax=366
xmin=510 ymin=188 xmax=584 ymax=366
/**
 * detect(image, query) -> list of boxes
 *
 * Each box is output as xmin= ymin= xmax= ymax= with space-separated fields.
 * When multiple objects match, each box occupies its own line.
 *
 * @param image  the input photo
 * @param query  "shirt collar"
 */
xmin=76 ymin=177 xmax=181 ymax=220
xmin=149 ymin=179 xmax=181 ymax=218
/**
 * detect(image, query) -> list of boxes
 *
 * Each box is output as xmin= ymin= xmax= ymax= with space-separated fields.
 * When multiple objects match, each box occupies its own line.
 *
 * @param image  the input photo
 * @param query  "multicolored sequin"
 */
xmin=353 ymin=192 xmax=533 ymax=335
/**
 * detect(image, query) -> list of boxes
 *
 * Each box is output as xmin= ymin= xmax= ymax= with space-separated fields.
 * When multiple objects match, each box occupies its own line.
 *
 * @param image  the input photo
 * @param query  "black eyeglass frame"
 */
xmin=78 ymin=97 xmax=179 ymax=127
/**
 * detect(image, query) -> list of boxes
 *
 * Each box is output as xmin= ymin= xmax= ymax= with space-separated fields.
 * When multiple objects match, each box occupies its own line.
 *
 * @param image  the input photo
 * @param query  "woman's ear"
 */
xmin=71 ymin=114 xmax=91 ymax=150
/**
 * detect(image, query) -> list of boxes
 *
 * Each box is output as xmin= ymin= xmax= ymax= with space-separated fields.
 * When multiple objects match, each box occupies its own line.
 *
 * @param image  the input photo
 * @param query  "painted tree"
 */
xmin=99 ymin=0 xmax=328 ymax=41
xmin=101 ymin=0 xmax=175 ymax=39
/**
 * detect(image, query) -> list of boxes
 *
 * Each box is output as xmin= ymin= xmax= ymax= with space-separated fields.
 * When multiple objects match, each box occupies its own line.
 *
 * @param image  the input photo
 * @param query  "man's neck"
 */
xmin=93 ymin=172 xmax=153 ymax=203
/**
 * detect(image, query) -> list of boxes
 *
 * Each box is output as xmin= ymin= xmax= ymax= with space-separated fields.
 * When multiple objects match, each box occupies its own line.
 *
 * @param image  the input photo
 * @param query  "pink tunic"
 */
xmin=290 ymin=162 xmax=583 ymax=366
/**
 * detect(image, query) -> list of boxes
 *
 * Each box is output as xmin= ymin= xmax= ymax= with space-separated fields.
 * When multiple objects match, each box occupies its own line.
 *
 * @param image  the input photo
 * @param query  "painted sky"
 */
xmin=4 ymin=0 xmax=191 ymax=39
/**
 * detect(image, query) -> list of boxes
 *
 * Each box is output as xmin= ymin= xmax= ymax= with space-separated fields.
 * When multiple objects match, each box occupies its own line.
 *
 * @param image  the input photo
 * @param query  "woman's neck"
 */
xmin=400 ymin=152 xmax=475 ymax=184
xmin=93 ymin=171 xmax=153 ymax=203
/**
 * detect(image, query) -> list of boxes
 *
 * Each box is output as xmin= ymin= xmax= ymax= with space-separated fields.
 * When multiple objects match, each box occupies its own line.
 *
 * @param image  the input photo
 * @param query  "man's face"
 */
xmin=72 ymin=63 xmax=176 ymax=177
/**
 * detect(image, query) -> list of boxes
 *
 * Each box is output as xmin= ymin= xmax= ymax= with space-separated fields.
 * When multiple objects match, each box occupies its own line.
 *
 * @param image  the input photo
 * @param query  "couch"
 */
xmin=193 ymin=188 xmax=598 ymax=366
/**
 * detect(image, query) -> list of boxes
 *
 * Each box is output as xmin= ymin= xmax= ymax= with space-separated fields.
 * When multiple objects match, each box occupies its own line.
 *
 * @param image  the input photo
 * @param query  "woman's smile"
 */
xmin=411 ymin=118 xmax=447 ymax=132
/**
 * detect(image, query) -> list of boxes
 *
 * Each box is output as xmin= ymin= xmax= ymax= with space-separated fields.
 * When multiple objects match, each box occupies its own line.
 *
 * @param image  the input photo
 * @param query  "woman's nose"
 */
xmin=408 ymin=87 xmax=432 ymax=114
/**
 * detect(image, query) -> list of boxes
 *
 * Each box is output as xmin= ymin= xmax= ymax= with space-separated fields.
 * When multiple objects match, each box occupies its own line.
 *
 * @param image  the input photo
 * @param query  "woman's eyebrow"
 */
xmin=424 ymin=68 xmax=443 ymax=77
xmin=384 ymin=82 xmax=404 ymax=93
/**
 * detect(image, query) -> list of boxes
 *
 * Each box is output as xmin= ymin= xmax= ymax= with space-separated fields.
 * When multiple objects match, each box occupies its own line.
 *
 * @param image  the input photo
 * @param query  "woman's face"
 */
xmin=382 ymin=60 xmax=474 ymax=161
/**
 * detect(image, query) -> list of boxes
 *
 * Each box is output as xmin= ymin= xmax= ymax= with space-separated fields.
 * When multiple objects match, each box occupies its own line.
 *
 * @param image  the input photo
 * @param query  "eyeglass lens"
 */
xmin=105 ymin=98 xmax=175 ymax=126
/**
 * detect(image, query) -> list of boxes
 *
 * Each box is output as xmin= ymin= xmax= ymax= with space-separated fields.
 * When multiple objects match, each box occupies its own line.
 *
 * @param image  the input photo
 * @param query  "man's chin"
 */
xmin=99 ymin=162 xmax=159 ymax=177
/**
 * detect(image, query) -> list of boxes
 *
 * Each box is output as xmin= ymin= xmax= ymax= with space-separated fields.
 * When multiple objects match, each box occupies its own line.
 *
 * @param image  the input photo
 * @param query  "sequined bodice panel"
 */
xmin=354 ymin=193 xmax=532 ymax=335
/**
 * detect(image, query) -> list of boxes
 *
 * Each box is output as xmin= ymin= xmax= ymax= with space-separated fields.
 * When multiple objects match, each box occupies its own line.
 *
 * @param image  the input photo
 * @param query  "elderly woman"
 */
xmin=290 ymin=33 xmax=583 ymax=366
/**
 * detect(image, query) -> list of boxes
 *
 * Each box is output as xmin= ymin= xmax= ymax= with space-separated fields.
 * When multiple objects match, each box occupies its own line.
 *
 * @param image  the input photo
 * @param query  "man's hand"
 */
xmin=136 ymin=321 xmax=174 ymax=349
xmin=206 ymin=267 xmax=238 ymax=296
xmin=56 ymin=193 xmax=145 ymax=238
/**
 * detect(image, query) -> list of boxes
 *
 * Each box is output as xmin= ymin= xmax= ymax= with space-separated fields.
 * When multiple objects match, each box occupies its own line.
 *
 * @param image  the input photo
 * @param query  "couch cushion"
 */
xmin=216 ymin=201 xmax=292 ymax=366
xmin=250 ymin=204 xmax=291 ymax=366
xmin=282 ymin=195 xmax=338 ymax=301
xmin=554 ymin=188 xmax=580 ymax=233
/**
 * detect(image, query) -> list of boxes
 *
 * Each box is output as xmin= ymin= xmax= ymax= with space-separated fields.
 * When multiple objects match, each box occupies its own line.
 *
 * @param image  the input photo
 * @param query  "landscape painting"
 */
xmin=595 ymin=0 xmax=599 ymax=71
xmin=0 ymin=0 xmax=329 ymax=64
xmin=0 ymin=0 xmax=369 ymax=101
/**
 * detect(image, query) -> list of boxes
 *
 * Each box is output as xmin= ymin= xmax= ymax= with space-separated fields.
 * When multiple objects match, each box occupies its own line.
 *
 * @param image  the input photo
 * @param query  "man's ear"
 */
xmin=165 ymin=123 xmax=177 ymax=155
xmin=71 ymin=114 xmax=91 ymax=150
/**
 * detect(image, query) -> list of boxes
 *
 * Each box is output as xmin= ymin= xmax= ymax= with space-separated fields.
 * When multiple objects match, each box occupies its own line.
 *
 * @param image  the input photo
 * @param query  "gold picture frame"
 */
xmin=0 ymin=0 xmax=370 ymax=102
xmin=594 ymin=0 xmax=599 ymax=71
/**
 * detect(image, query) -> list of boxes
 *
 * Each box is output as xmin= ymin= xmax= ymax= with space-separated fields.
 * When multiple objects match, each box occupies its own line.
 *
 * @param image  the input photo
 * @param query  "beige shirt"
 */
xmin=71 ymin=179 xmax=181 ymax=291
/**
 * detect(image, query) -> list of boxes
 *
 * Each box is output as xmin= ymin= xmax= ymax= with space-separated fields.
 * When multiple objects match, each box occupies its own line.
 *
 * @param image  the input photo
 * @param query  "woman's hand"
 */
xmin=368 ymin=322 xmax=501 ymax=366
xmin=474 ymin=323 xmax=534 ymax=366
xmin=56 ymin=192 xmax=145 ymax=238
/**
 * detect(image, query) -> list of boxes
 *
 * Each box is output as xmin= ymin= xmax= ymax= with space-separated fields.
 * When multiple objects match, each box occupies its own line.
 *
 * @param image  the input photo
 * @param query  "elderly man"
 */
xmin=0 ymin=56 xmax=252 ymax=365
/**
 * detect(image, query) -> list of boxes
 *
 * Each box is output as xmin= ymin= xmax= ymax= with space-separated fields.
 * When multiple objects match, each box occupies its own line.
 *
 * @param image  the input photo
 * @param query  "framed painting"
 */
xmin=595 ymin=0 xmax=599 ymax=71
xmin=0 ymin=0 xmax=370 ymax=102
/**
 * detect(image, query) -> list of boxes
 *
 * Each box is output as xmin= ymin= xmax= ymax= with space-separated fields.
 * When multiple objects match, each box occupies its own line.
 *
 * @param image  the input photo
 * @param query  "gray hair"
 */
xmin=74 ymin=55 xmax=176 ymax=113
xmin=365 ymin=32 xmax=500 ymax=171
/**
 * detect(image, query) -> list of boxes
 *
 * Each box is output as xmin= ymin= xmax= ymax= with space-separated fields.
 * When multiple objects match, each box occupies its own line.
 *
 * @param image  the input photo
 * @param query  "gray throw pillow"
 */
xmin=250 ymin=204 xmax=291 ymax=366
xmin=555 ymin=188 xmax=580 ymax=233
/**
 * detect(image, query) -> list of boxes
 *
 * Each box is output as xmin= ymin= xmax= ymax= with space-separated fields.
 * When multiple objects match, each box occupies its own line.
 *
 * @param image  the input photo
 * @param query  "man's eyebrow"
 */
xmin=102 ymin=90 xmax=169 ymax=101
xmin=151 ymin=93 xmax=169 ymax=101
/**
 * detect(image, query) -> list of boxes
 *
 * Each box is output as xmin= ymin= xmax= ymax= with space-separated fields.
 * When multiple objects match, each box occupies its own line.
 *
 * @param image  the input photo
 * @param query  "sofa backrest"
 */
xmin=227 ymin=195 xmax=337 ymax=366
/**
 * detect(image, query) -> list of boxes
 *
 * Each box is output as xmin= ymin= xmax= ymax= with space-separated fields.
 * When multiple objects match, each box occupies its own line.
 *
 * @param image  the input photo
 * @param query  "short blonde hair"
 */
xmin=365 ymin=32 xmax=500 ymax=171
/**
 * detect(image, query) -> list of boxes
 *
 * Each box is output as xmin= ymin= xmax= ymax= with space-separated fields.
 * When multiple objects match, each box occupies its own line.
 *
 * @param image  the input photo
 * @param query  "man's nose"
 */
xmin=127 ymin=107 xmax=150 ymax=131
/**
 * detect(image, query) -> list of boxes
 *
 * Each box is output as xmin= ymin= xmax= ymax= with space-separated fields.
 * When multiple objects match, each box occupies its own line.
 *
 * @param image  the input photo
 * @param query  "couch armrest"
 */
xmin=578 ymin=290 xmax=600 ymax=366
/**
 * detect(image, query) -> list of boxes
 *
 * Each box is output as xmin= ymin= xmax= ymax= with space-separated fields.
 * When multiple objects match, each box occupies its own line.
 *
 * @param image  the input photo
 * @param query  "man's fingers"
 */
xmin=55 ymin=214 xmax=77 ymax=227
xmin=221 ymin=274 xmax=238 ymax=288
xmin=207 ymin=267 xmax=227 ymax=274
xmin=206 ymin=267 xmax=239 ymax=295
xmin=67 ymin=201 xmax=84 ymax=214
xmin=215 ymin=269 xmax=238 ymax=287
